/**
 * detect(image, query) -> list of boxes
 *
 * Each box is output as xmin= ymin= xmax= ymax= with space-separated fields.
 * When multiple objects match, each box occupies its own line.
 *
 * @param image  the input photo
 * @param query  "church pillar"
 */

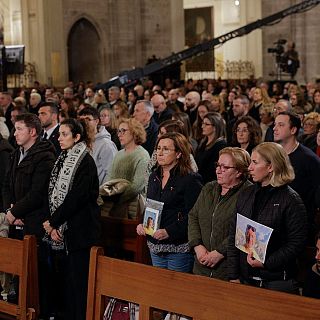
xmin=21 ymin=0 xmax=67 ymax=87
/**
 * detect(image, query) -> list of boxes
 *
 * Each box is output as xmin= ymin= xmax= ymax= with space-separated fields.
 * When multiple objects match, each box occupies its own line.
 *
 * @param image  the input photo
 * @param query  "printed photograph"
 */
xmin=235 ymin=213 xmax=273 ymax=263
xmin=143 ymin=207 xmax=160 ymax=236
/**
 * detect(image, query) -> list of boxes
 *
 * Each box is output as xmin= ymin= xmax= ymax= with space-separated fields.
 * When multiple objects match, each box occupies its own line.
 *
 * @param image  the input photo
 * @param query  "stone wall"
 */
xmin=62 ymin=0 xmax=181 ymax=83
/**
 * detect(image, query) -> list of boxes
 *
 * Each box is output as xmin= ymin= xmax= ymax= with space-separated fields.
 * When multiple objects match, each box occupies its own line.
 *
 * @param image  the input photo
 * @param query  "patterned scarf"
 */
xmin=43 ymin=141 xmax=88 ymax=250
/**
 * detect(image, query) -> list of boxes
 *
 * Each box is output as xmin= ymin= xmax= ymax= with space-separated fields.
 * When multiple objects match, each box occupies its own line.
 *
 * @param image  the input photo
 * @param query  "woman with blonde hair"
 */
xmin=299 ymin=112 xmax=320 ymax=153
xmin=113 ymin=101 xmax=129 ymax=125
xmin=189 ymin=147 xmax=251 ymax=280
xmin=103 ymin=118 xmax=150 ymax=217
xmin=211 ymin=94 xmax=226 ymax=115
xmin=99 ymin=107 xmax=121 ymax=150
xmin=228 ymin=142 xmax=307 ymax=294
xmin=249 ymin=87 xmax=272 ymax=123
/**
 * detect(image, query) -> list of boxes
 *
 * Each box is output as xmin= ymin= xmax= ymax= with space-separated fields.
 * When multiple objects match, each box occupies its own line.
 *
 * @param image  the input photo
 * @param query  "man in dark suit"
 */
xmin=38 ymin=102 xmax=61 ymax=156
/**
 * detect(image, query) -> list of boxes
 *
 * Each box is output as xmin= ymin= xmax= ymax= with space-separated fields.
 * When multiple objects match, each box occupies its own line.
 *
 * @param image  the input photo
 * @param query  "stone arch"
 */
xmin=67 ymin=17 xmax=102 ymax=83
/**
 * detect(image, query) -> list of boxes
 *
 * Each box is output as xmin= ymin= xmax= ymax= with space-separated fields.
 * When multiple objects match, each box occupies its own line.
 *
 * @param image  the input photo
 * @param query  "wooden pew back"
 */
xmin=86 ymin=247 xmax=320 ymax=320
xmin=100 ymin=216 xmax=149 ymax=263
xmin=0 ymin=235 xmax=39 ymax=320
xmin=100 ymin=195 xmax=150 ymax=264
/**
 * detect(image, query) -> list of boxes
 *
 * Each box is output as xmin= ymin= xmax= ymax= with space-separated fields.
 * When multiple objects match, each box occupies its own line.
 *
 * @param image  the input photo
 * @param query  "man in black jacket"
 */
xmin=274 ymin=111 xmax=320 ymax=243
xmin=2 ymin=113 xmax=56 ymax=319
xmin=3 ymin=113 xmax=56 ymax=236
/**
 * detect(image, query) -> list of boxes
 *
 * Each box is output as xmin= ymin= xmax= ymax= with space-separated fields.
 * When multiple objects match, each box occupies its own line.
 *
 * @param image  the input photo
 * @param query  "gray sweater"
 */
xmin=93 ymin=126 xmax=118 ymax=186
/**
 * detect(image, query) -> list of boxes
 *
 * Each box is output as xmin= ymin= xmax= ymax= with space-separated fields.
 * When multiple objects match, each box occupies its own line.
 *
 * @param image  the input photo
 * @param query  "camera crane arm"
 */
xmin=97 ymin=0 xmax=320 ymax=90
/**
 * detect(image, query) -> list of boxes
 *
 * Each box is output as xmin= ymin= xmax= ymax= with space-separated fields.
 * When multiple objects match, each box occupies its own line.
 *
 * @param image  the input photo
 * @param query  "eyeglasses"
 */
xmin=236 ymin=128 xmax=249 ymax=133
xmin=215 ymin=162 xmax=236 ymax=171
xmin=117 ymin=128 xmax=129 ymax=135
xmin=156 ymin=147 xmax=175 ymax=155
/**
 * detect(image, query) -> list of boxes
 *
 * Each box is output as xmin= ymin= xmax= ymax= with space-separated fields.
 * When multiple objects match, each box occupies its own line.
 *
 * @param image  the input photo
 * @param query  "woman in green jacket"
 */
xmin=188 ymin=147 xmax=251 ymax=280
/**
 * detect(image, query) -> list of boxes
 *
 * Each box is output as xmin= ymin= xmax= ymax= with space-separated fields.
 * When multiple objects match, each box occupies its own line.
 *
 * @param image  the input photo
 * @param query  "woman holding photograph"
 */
xmin=228 ymin=142 xmax=307 ymax=294
xmin=137 ymin=132 xmax=202 ymax=273
xmin=188 ymin=147 xmax=251 ymax=280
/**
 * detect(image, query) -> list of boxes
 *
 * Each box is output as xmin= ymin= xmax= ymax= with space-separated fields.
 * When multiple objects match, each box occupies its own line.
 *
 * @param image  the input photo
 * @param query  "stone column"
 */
xmin=21 ymin=0 xmax=67 ymax=86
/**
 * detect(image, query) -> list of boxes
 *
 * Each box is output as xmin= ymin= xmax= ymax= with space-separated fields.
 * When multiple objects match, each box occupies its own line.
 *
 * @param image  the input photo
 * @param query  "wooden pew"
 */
xmin=86 ymin=247 xmax=320 ymax=320
xmin=100 ymin=195 xmax=150 ymax=264
xmin=100 ymin=216 xmax=150 ymax=263
xmin=0 ymin=235 xmax=39 ymax=320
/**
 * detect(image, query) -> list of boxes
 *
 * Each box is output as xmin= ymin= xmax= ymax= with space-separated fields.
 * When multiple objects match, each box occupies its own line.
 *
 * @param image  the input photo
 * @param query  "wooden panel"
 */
xmin=100 ymin=216 xmax=150 ymax=264
xmin=0 ymin=237 xmax=23 ymax=275
xmin=0 ymin=301 xmax=18 ymax=316
xmin=89 ymin=252 xmax=320 ymax=320
xmin=0 ymin=236 xmax=38 ymax=320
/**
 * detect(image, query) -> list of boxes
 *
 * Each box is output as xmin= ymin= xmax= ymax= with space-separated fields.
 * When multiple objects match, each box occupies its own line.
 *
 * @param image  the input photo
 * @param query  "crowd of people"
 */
xmin=0 ymin=76 xmax=320 ymax=320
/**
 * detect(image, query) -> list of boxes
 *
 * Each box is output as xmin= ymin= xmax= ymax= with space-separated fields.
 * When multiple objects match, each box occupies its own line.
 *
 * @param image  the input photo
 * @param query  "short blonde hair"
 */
xmin=219 ymin=147 xmax=251 ymax=179
xmin=120 ymin=118 xmax=146 ymax=145
xmin=303 ymin=112 xmax=320 ymax=125
xmin=253 ymin=142 xmax=295 ymax=187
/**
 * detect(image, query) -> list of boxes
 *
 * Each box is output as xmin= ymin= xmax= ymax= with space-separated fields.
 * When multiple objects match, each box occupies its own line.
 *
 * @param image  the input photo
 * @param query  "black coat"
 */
xmin=4 ymin=103 xmax=14 ymax=131
xmin=2 ymin=140 xmax=56 ymax=238
xmin=49 ymin=153 xmax=100 ymax=252
xmin=228 ymin=184 xmax=307 ymax=282
xmin=0 ymin=135 xmax=14 ymax=211
xmin=106 ymin=127 xmax=121 ymax=150
xmin=289 ymin=144 xmax=320 ymax=242
xmin=195 ymin=138 xmax=227 ymax=184
xmin=47 ymin=125 xmax=61 ymax=156
xmin=153 ymin=107 xmax=173 ymax=125
xmin=147 ymin=167 xmax=203 ymax=246
xmin=142 ymin=118 xmax=158 ymax=156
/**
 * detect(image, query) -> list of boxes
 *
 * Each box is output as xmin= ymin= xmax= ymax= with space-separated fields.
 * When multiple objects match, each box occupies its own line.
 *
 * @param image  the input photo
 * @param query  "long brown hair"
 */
xmin=156 ymin=132 xmax=192 ymax=176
